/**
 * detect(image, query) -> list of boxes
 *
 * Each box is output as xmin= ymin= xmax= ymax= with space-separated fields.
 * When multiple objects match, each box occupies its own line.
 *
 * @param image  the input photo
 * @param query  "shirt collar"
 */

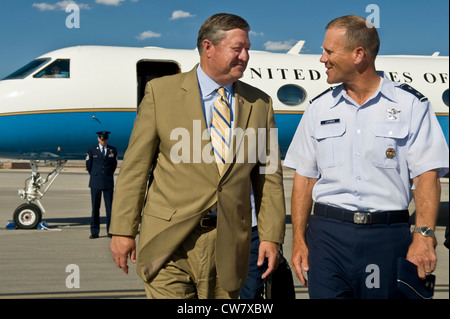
xmin=196 ymin=65 xmax=234 ymax=98
xmin=329 ymin=86 xmax=344 ymax=109
xmin=377 ymin=71 xmax=398 ymax=103
xmin=330 ymin=72 xmax=397 ymax=108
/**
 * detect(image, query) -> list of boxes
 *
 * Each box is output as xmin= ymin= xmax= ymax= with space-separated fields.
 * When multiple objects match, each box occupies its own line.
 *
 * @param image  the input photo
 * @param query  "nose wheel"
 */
xmin=13 ymin=203 xmax=42 ymax=229
xmin=12 ymin=159 xmax=67 ymax=229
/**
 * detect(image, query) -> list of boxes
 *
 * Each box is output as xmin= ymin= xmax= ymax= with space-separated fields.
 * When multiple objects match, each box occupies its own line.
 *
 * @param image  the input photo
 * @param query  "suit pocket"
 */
xmin=144 ymin=201 xmax=177 ymax=221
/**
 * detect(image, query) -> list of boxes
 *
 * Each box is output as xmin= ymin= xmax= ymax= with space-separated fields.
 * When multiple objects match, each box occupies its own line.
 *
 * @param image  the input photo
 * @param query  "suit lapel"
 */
xmin=181 ymin=67 xmax=207 ymax=134
xmin=233 ymin=81 xmax=253 ymax=145
xmin=181 ymin=66 xmax=218 ymax=176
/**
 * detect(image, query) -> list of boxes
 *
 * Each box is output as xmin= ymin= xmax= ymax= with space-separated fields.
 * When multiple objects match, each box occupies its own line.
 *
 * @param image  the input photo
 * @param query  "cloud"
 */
xmin=170 ymin=10 xmax=195 ymax=20
xmin=33 ymin=3 xmax=56 ymax=10
xmin=264 ymin=40 xmax=296 ymax=51
xmin=95 ymin=0 xmax=125 ymax=5
xmin=249 ymin=31 xmax=264 ymax=37
xmin=33 ymin=1 xmax=90 ymax=11
xmin=136 ymin=30 xmax=162 ymax=40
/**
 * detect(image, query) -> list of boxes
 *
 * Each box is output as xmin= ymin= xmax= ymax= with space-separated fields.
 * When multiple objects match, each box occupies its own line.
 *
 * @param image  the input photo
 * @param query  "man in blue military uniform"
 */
xmin=285 ymin=15 xmax=449 ymax=298
xmin=86 ymin=131 xmax=118 ymax=239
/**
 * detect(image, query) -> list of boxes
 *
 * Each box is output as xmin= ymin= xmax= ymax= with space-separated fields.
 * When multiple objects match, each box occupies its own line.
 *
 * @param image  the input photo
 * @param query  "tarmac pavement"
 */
xmin=0 ymin=165 xmax=448 ymax=300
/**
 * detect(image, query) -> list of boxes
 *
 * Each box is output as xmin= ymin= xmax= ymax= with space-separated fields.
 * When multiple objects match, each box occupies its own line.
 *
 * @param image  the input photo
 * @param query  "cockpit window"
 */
xmin=34 ymin=59 xmax=70 ymax=78
xmin=3 ymin=58 xmax=50 ymax=80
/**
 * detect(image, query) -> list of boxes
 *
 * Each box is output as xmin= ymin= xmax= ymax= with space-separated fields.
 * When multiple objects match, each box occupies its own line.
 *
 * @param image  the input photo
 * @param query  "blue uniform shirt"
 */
xmin=284 ymin=74 xmax=449 ymax=212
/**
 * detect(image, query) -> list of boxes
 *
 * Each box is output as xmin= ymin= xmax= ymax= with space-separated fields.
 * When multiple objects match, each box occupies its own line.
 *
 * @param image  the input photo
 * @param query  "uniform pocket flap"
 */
xmin=144 ymin=201 xmax=176 ymax=221
xmin=316 ymin=123 xmax=346 ymax=140
xmin=373 ymin=123 xmax=408 ymax=139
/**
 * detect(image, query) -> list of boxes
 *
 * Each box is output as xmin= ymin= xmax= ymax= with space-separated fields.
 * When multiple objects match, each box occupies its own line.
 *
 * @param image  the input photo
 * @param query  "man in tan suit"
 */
xmin=110 ymin=13 xmax=285 ymax=299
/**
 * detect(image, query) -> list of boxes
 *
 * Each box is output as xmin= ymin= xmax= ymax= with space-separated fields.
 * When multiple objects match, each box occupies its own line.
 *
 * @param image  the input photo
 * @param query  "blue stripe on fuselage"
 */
xmin=0 ymin=111 xmax=447 ymax=161
xmin=0 ymin=111 xmax=136 ymax=160
xmin=274 ymin=113 xmax=303 ymax=158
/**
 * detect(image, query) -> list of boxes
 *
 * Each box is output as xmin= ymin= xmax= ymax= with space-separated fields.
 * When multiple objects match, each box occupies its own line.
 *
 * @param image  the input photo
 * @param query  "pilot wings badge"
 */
xmin=386 ymin=108 xmax=401 ymax=120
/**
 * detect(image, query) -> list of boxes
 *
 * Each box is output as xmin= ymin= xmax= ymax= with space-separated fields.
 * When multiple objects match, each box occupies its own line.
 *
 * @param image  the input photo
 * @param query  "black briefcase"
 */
xmin=264 ymin=246 xmax=296 ymax=299
xmin=397 ymin=257 xmax=435 ymax=299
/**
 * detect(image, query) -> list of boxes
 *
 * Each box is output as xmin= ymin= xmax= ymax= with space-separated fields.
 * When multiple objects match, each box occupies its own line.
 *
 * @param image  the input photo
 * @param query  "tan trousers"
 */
xmin=144 ymin=226 xmax=240 ymax=299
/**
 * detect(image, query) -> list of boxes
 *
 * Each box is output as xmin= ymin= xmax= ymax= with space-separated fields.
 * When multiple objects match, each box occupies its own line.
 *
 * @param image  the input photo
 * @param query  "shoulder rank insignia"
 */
xmin=309 ymin=86 xmax=336 ymax=104
xmin=399 ymin=83 xmax=428 ymax=102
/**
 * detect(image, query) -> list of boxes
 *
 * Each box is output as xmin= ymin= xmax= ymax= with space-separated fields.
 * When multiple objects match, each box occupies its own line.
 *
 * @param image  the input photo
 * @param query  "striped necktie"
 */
xmin=211 ymin=87 xmax=231 ymax=175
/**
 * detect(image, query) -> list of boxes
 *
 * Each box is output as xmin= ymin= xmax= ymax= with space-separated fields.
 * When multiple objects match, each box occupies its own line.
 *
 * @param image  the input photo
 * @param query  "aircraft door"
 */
xmin=136 ymin=61 xmax=180 ymax=106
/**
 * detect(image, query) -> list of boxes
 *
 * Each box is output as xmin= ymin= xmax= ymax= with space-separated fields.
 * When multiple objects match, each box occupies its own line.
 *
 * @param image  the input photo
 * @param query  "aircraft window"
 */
xmin=443 ymin=89 xmax=449 ymax=107
xmin=277 ymin=84 xmax=307 ymax=106
xmin=34 ymin=59 xmax=70 ymax=78
xmin=3 ymin=58 xmax=50 ymax=80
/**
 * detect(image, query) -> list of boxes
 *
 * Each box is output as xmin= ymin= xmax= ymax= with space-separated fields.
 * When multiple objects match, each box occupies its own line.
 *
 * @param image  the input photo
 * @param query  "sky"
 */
xmin=0 ymin=0 xmax=448 ymax=79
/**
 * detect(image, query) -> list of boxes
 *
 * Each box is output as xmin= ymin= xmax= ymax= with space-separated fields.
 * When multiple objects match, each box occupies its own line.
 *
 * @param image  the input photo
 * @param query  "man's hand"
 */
xmin=110 ymin=235 xmax=137 ymax=274
xmin=410 ymin=170 xmax=440 ymax=279
xmin=407 ymin=233 xmax=437 ymax=279
xmin=258 ymin=241 xmax=280 ymax=279
xmin=290 ymin=173 xmax=316 ymax=286
xmin=291 ymin=239 xmax=309 ymax=286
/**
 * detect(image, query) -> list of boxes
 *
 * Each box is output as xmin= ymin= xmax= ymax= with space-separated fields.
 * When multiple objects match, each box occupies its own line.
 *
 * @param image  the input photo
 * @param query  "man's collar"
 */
xmin=197 ymin=65 xmax=234 ymax=98
xmin=329 ymin=72 xmax=397 ymax=108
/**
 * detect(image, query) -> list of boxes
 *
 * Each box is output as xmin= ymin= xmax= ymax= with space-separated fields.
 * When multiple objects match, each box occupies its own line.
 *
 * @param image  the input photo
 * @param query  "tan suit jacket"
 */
xmin=110 ymin=66 xmax=285 ymax=292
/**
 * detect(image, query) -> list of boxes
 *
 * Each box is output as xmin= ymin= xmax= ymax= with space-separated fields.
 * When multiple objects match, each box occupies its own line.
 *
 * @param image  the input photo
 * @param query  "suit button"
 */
xmin=217 ymin=186 xmax=222 ymax=192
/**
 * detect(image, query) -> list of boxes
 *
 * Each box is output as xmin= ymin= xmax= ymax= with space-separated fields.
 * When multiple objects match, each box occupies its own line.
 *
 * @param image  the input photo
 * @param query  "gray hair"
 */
xmin=197 ymin=13 xmax=250 ymax=55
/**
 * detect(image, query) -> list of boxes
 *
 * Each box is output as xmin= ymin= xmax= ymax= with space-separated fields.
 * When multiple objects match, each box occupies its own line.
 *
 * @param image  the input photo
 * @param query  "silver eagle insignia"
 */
xmin=386 ymin=108 xmax=401 ymax=120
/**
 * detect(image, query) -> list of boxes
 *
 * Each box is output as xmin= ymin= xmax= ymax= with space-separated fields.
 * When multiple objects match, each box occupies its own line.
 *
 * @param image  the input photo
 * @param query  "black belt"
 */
xmin=314 ymin=203 xmax=410 ymax=225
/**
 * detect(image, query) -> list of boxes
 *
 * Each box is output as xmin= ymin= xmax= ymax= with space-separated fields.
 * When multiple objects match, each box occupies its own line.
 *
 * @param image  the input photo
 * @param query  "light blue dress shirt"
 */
xmin=284 ymin=73 xmax=449 ymax=212
xmin=197 ymin=65 xmax=258 ymax=227
xmin=196 ymin=66 xmax=235 ymax=137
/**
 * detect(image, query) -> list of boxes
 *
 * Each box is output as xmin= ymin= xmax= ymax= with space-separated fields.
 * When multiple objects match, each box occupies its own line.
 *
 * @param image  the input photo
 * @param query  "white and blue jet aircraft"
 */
xmin=0 ymin=43 xmax=448 ymax=228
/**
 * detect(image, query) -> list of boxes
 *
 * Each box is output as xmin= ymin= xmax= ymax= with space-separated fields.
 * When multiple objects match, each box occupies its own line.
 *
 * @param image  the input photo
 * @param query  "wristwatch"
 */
xmin=413 ymin=227 xmax=435 ymax=238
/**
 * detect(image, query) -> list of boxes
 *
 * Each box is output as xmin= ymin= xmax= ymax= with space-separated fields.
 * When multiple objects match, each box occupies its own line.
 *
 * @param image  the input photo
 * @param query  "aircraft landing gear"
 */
xmin=13 ymin=160 xmax=67 ymax=229
xmin=13 ymin=203 xmax=42 ymax=229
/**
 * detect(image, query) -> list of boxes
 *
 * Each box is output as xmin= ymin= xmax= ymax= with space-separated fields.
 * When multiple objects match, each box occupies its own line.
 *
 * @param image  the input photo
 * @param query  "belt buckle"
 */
xmin=200 ymin=218 xmax=209 ymax=228
xmin=200 ymin=217 xmax=214 ymax=228
xmin=353 ymin=212 xmax=372 ymax=224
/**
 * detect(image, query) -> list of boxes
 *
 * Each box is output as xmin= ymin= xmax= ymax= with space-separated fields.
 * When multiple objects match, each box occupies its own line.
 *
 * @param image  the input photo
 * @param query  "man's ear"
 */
xmin=203 ymin=39 xmax=214 ymax=58
xmin=353 ymin=46 xmax=365 ymax=64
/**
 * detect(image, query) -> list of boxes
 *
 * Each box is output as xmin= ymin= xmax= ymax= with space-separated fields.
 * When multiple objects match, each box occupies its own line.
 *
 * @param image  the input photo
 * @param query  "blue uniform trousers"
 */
xmin=306 ymin=214 xmax=411 ymax=299
xmin=240 ymin=227 xmax=267 ymax=299
xmin=90 ymin=188 xmax=113 ymax=235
